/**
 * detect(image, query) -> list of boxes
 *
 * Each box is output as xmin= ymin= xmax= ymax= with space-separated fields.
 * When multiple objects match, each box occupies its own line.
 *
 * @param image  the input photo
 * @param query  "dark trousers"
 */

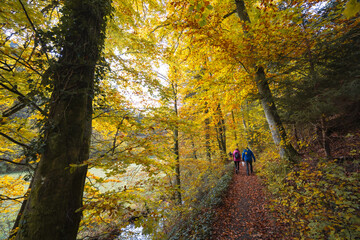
xmin=245 ymin=161 xmax=253 ymax=175
xmin=234 ymin=161 xmax=240 ymax=172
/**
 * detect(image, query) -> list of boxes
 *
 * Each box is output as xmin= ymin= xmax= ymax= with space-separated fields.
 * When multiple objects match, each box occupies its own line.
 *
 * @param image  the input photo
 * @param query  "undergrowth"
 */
xmin=166 ymin=163 xmax=233 ymax=240
xmin=258 ymin=156 xmax=360 ymax=239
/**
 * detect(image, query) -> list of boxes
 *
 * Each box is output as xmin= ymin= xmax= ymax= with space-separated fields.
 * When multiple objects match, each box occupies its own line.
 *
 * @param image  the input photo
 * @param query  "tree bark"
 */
xmin=255 ymin=67 xmax=299 ymax=163
xmin=215 ymin=104 xmax=227 ymax=162
xmin=231 ymin=110 xmax=238 ymax=142
xmin=241 ymin=101 xmax=252 ymax=148
xmin=320 ymin=116 xmax=332 ymax=159
xmin=234 ymin=0 xmax=299 ymax=163
xmin=174 ymin=124 xmax=182 ymax=205
xmin=235 ymin=0 xmax=251 ymax=24
xmin=204 ymin=106 xmax=211 ymax=162
xmin=15 ymin=0 xmax=111 ymax=239
xmin=191 ymin=137 xmax=198 ymax=160
xmin=173 ymin=83 xmax=182 ymax=205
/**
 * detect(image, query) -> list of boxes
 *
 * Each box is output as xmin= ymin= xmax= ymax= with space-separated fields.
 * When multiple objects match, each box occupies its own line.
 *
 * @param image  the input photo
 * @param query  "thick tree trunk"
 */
xmin=255 ymin=67 xmax=299 ymax=163
xmin=15 ymin=0 xmax=111 ymax=239
xmin=234 ymin=0 xmax=299 ymax=163
xmin=9 ymin=177 xmax=34 ymax=240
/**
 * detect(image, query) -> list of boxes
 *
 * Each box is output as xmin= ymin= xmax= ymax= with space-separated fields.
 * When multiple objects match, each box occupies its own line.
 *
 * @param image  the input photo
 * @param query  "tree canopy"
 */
xmin=1 ymin=0 xmax=359 ymax=239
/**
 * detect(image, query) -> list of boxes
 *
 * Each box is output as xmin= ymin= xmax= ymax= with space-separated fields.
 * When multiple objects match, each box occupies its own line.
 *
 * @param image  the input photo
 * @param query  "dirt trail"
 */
xmin=211 ymin=166 xmax=283 ymax=240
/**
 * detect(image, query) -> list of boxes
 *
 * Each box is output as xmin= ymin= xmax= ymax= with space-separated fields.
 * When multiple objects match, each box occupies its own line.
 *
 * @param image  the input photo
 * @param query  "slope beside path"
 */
xmin=210 ymin=167 xmax=285 ymax=240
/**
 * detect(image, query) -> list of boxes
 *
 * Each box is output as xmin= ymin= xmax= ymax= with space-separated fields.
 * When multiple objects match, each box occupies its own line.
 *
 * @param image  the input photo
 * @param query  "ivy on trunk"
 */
xmin=14 ymin=0 xmax=112 ymax=239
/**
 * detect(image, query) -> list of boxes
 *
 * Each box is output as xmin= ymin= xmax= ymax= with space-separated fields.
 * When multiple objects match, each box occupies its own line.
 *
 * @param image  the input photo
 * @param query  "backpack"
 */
xmin=234 ymin=151 xmax=240 ymax=159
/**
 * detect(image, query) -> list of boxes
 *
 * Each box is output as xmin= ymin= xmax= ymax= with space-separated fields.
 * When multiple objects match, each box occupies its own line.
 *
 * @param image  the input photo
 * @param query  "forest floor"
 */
xmin=210 ymin=165 xmax=287 ymax=240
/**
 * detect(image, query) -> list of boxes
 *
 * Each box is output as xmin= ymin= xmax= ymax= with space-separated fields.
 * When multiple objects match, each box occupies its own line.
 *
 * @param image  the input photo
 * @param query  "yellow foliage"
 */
xmin=344 ymin=0 xmax=360 ymax=18
xmin=263 ymin=159 xmax=360 ymax=239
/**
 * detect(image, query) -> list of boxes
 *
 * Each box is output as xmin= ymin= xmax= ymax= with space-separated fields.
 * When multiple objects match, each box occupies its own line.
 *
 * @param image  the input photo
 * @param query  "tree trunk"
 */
xmin=204 ymin=106 xmax=211 ymax=162
xmin=215 ymin=104 xmax=227 ymax=162
xmin=173 ymin=83 xmax=182 ymax=205
xmin=231 ymin=110 xmax=237 ymax=142
xmin=174 ymin=124 xmax=181 ymax=205
xmin=234 ymin=0 xmax=299 ymax=163
xmin=191 ymin=137 xmax=198 ymax=160
xmin=293 ymin=124 xmax=300 ymax=150
xmin=9 ymin=177 xmax=34 ymax=240
xmin=320 ymin=116 xmax=332 ymax=159
xmin=241 ymin=101 xmax=252 ymax=148
xmin=15 ymin=0 xmax=111 ymax=239
xmin=255 ymin=67 xmax=299 ymax=163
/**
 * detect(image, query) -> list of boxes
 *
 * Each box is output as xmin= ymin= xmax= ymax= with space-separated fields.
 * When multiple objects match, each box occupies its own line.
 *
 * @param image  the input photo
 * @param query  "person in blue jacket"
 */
xmin=242 ymin=147 xmax=256 ymax=176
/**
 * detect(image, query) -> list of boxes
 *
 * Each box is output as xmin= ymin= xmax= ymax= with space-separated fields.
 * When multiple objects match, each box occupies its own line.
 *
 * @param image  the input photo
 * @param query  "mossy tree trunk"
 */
xmin=15 ymin=0 xmax=111 ymax=239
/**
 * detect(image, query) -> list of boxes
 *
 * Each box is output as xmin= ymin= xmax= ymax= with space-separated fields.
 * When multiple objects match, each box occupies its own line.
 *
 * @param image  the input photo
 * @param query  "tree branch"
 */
xmin=2 ymin=102 xmax=27 ymax=118
xmin=0 ymin=49 xmax=43 ymax=76
xmin=0 ymin=78 xmax=47 ymax=116
xmin=18 ymin=0 xmax=37 ymax=33
xmin=0 ymin=158 xmax=27 ymax=166
xmin=223 ymin=9 xmax=237 ymax=19
xmin=151 ymin=23 xmax=171 ymax=33
xmin=235 ymin=0 xmax=251 ymax=23
xmin=238 ymin=60 xmax=250 ymax=74
xmin=0 ymin=132 xmax=30 ymax=149
xmin=0 ymin=194 xmax=24 ymax=203
xmin=18 ymin=0 xmax=50 ymax=61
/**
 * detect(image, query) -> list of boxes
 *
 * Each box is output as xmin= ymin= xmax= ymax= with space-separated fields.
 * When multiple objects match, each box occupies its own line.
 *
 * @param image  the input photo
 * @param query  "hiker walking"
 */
xmin=242 ymin=147 xmax=256 ymax=176
xmin=233 ymin=148 xmax=242 ymax=174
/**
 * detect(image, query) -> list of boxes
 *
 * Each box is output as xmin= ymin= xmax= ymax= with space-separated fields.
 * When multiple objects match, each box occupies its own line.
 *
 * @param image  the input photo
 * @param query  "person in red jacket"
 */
xmin=233 ymin=148 xmax=242 ymax=174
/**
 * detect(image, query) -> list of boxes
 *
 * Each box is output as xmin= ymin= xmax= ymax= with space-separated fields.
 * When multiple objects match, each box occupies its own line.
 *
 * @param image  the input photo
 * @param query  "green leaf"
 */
xmin=199 ymin=19 xmax=206 ymax=27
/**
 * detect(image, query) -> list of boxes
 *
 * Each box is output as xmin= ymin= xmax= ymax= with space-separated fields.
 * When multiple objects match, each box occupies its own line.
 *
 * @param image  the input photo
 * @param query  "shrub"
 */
xmin=165 ymin=163 xmax=233 ymax=240
xmin=271 ymin=159 xmax=360 ymax=239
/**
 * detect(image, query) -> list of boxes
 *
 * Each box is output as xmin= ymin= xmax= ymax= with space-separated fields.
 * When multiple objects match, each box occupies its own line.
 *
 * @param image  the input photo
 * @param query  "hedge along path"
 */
xmin=210 ymin=165 xmax=286 ymax=240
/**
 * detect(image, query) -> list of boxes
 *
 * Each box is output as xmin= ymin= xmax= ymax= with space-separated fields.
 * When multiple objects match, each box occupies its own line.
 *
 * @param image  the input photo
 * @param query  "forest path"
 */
xmin=210 ymin=165 xmax=284 ymax=240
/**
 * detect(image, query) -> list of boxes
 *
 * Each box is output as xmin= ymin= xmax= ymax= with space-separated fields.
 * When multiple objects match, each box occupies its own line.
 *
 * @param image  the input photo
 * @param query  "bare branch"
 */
xmin=223 ymin=9 xmax=237 ymax=19
xmin=0 ymin=49 xmax=43 ymax=76
xmin=0 ymin=158 xmax=27 ymax=166
xmin=0 ymin=78 xmax=47 ymax=116
xmin=151 ymin=23 xmax=171 ymax=33
xmin=18 ymin=0 xmax=37 ymax=33
xmin=238 ymin=61 xmax=250 ymax=74
xmin=0 ymin=132 xmax=30 ymax=149
xmin=18 ymin=0 xmax=50 ymax=61
xmin=2 ymin=102 xmax=27 ymax=118
xmin=0 ymin=194 xmax=24 ymax=203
